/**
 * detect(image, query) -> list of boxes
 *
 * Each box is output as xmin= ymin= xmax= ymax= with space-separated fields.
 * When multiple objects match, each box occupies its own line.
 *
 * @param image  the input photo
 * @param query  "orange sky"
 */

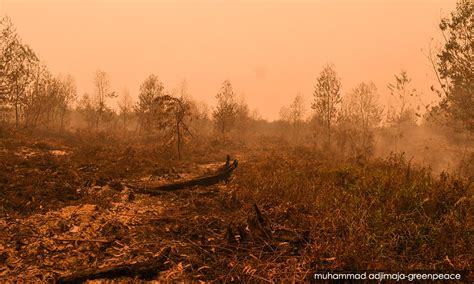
xmin=1 ymin=0 xmax=456 ymax=120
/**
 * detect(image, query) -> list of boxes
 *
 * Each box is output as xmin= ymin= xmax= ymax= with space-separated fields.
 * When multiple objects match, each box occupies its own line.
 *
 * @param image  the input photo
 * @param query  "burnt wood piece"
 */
xmin=57 ymin=246 xmax=171 ymax=283
xmin=139 ymin=158 xmax=238 ymax=195
xmin=248 ymin=204 xmax=273 ymax=240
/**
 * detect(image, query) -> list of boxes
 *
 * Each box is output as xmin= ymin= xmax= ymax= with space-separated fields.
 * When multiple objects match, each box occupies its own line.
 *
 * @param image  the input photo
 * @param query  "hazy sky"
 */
xmin=1 ymin=0 xmax=456 ymax=120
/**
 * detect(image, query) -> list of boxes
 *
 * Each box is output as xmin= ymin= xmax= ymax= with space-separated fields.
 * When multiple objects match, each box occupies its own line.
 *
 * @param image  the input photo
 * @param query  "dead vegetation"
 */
xmin=0 ymin=1 xmax=472 ymax=282
xmin=0 ymin=129 xmax=472 ymax=282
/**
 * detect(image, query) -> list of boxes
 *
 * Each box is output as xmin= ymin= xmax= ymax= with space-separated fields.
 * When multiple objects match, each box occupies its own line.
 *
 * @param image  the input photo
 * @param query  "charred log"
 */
xmin=137 ymin=157 xmax=238 ymax=195
xmin=57 ymin=246 xmax=171 ymax=283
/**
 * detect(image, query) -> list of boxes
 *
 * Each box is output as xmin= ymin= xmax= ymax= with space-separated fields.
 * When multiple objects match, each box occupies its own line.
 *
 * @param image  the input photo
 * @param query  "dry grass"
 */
xmin=233 ymin=148 xmax=472 ymax=274
xmin=0 ymin=129 xmax=472 ymax=282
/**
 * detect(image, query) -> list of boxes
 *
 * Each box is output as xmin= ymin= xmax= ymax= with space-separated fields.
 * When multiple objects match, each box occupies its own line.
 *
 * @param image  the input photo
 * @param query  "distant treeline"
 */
xmin=0 ymin=1 xmax=471 ymax=173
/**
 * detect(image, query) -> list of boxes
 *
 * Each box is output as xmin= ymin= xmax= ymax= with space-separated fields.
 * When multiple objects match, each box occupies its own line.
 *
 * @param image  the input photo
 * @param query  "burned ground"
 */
xmin=0 ymin=130 xmax=472 ymax=282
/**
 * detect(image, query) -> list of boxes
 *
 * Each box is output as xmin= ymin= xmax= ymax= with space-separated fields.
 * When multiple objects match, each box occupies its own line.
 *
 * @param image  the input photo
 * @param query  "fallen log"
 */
xmin=137 ymin=157 xmax=238 ymax=195
xmin=51 ymin=237 xmax=111 ymax=244
xmin=57 ymin=246 xmax=171 ymax=283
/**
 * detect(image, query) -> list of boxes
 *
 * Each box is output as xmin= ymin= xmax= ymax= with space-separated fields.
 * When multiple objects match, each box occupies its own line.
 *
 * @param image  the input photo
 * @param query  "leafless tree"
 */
xmin=118 ymin=88 xmax=134 ymax=132
xmin=92 ymin=70 xmax=116 ymax=129
xmin=338 ymin=81 xmax=383 ymax=157
xmin=213 ymin=80 xmax=238 ymax=135
xmin=135 ymin=74 xmax=165 ymax=133
xmin=77 ymin=93 xmax=97 ymax=130
xmin=152 ymin=93 xmax=192 ymax=160
xmin=312 ymin=64 xmax=342 ymax=145
xmin=386 ymin=70 xmax=419 ymax=147
xmin=280 ymin=93 xmax=306 ymax=141
xmin=56 ymin=74 xmax=77 ymax=131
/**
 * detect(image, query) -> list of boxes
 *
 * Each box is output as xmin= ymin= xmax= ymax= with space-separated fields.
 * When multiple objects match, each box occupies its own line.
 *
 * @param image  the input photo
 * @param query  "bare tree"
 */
xmin=152 ymin=94 xmax=192 ymax=159
xmin=135 ymin=74 xmax=165 ymax=133
xmin=233 ymin=95 xmax=252 ymax=142
xmin=0 ymin=67 xmax=9 ymax=121
xmin=56 ymin=74 xmax=77 ymax=131
xmin=118 ymin=88 xmax=134 ymax=131
xmin=280 ymin=93 xmax=306 ymax=141
xmin=339 ymin=81 xmax=383 ymax=156
xmin=77 ymin=93 xmax=97 ymax=130
xmin=168 ymin=80 xmax=193 ymax=159
xmin=289 ymin=94 xmax=305 ymax=140
xmin=169 ymin=96 xmax=192 ymax=160
xmin=23 ymin=64 xmax=51 ymax=129
xmin=0 ymin=70 xmax=8 ymax=121
xmin=312 ymin=64 xmax=342 ymax=145
xmin=213 ymin=80 xmax=238 ymax=135
xmin=349 ymin=82 xmax=383 ymax=135
xmin=387 ymin=70 xmax=419 ymax=145
xmin=189 ymin=100 xmax=213 ymax=139
xmin=92 ymin=70 xmax=116 ymax=129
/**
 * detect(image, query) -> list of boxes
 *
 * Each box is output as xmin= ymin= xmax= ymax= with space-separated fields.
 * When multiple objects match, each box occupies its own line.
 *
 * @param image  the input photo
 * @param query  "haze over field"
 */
xmin=0 ymin=1 xmax=472 ymax=282
xmin=1 ymin=0 xmax=456 ymax=119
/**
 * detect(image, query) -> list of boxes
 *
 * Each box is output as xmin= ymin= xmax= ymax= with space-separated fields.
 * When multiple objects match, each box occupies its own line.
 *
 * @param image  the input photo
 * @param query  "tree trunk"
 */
xmin=327 ymin=113 xmax=331 ymax=145
xmin=14 ymin=97 xmax=19 ymax=128
xmin=60 ymin=107 xmax=66 ymax=131
xmin=176 ymin=121 xmax=182 ymax=160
